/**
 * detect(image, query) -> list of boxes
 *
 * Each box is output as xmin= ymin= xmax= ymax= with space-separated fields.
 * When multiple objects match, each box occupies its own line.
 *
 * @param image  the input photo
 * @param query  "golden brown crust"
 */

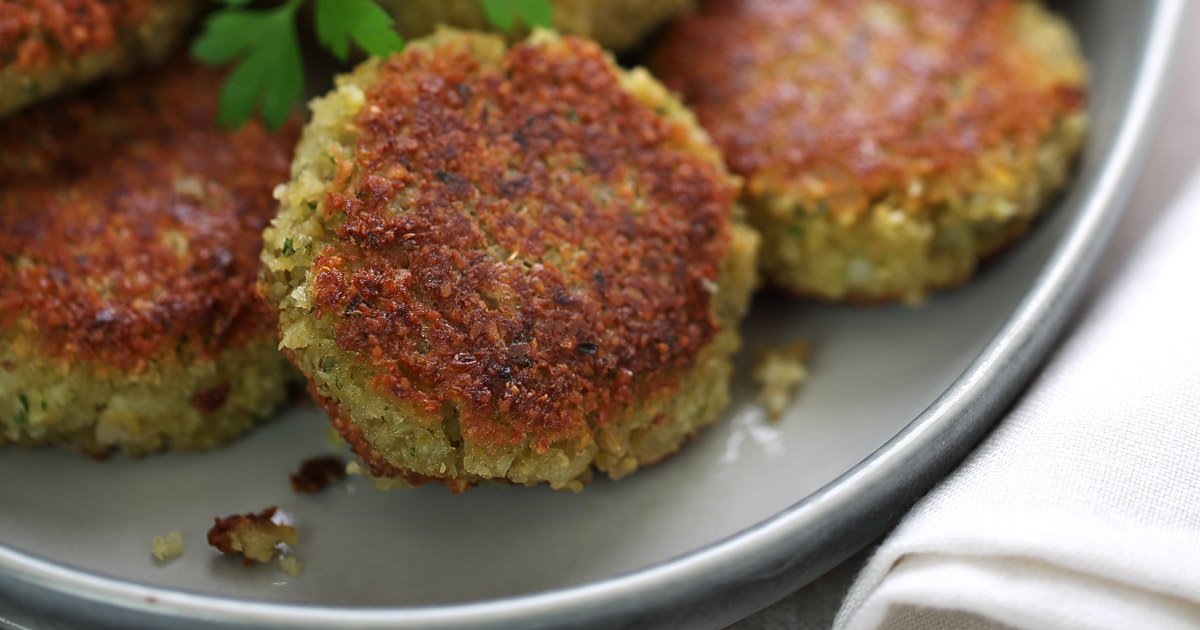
xmin=0 ymin=61 xmax=299 ymax=371
xmin=311 ymin=37 xmax=738 ymax=452
xmin=207 ymin=506 xmax=297 ymax=566
xmin=653 ymin=0 xmax=1087 ymax=220
xmin=0 ymin=0 xmax=157 ymax=70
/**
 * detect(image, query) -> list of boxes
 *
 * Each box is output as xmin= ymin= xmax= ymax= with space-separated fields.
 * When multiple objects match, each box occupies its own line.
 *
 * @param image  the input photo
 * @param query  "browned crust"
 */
xmin=652 ymin=0 xmax=1087 ymax=221
xmin=289 ymin=455 xmax=347 ymax=494
xmin=0 ymin=61 xmax=300 ymax=371
xmin=309 ymin=369 xmax=692 ymax=491
xmin=206 ymin=506 xmax=296 ymax=566
xmin=0 ymin=0 xmax=159 ymax=70
xmin=310 ymin=36 xmax=738 ymax=453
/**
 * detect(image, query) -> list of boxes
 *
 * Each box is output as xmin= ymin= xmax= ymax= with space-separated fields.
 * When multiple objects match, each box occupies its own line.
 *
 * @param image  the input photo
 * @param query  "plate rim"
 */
xmin=0 ymin=1 xmax=1186 ymax=627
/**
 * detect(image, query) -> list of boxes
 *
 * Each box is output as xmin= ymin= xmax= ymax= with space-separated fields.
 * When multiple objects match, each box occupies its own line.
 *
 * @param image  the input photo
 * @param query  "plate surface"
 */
xmin=0 ymin=1 xmax=1183 ymax=628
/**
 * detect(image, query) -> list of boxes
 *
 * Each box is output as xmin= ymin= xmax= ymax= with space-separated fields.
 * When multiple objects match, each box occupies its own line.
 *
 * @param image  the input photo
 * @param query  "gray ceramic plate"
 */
xmin=0 ymin=1 xmax=1184 ymax=628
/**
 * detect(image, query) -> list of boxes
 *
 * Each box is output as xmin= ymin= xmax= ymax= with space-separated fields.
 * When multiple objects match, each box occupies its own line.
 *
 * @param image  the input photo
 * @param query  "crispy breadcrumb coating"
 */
xmin=654 ymin=0 xmax=1088 ymax=303
xmin=0 ymin=62 xmax=298 ymax=455
xmin=0 ymin=0 xmax=201 ymax=116
xmin=261 ymin=30 xmax=759 ymax=491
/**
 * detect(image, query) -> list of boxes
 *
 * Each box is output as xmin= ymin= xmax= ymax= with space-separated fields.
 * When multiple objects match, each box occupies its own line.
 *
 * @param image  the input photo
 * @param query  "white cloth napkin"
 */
xmin=829 ymin=158 xmax=1200 ymax=628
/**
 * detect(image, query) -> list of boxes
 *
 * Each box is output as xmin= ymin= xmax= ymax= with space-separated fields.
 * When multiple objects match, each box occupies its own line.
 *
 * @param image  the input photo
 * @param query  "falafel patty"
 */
xmin=0 ymin=62 xmax=298 ymax=456
xmin=261 ymin=30 xmax=759 ymax=491
xmin=0 ymin=0 xmax=200 ymax=118
xmin=653 ymin=0 xmax=1088 ymax=304
xmin=377 ymin=0 xmax=694 ymax=53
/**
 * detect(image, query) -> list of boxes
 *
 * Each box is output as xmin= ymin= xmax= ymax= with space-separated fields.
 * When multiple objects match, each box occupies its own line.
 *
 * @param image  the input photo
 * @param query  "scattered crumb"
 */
xmin=752 ymin=341 xmax=810 ymax=421
xmin=347 ymin=460 xmax=418 ymax=491
xmin=290 ymin=455 xmax=347 ymax=494
xmin=207 ymin=507 xmax=297 ymax=566
xmin=278 ymin=555 xmax=304 ymax=577
xmin=151 ymin=531 xmax=183 ymax=562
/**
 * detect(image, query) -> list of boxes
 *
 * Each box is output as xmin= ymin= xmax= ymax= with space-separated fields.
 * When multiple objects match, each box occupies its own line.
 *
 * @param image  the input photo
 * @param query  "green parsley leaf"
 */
xmin=191 ymin=11 xmax=265 ymax=66
xmin=481 ymin=0 xmax=553 ymax=33
xmin=191 ymin=0 xmax=304 ymax=129
xmin=314 ymin=0 xmax=405 ymax=62
xmin=515 ymin=0 xmax=554 ymax=29
xmin=315 ymin=0 xmax=350 ymax=61
xmin=480 ymin=0 xmax=516 ymax=33
xmin=191 ymin=0 xmax=553 ymax=129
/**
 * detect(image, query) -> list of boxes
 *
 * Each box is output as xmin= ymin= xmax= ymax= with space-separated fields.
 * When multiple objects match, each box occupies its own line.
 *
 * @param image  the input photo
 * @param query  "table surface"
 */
xmin=731 ymin=2 xmax=1200 ymax=628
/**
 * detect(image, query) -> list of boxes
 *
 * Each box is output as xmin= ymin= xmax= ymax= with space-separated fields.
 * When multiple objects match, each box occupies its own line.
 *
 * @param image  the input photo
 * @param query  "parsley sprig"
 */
xmin=191 ymin=0 xmax=306 ymax=129
xmin=480 ymin=0 xmax=554 ymax=34
xmin=191 ymin=0 xmax=554 ymax=130
xmin=313 ymin=0 xmax=406 ymax=62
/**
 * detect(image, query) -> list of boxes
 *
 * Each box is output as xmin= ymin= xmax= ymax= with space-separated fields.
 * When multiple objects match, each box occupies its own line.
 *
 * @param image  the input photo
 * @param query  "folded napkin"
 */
xmin=830 ymin=160 xmax=1200 ymax=629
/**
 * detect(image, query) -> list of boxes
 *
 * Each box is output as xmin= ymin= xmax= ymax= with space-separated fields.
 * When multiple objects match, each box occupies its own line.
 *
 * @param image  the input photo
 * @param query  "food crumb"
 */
xmin=207 ymin=507 xmax=297 ymax=565
xmin=290 ymin=455 xmax=347 ymax=494
xmin=151 ymin=531 xmax=183 ymax=562
xmin=278 ymin=555 xmax=304 ymax=577
xmin=752 ymin=341 xmax=810 ymax=421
